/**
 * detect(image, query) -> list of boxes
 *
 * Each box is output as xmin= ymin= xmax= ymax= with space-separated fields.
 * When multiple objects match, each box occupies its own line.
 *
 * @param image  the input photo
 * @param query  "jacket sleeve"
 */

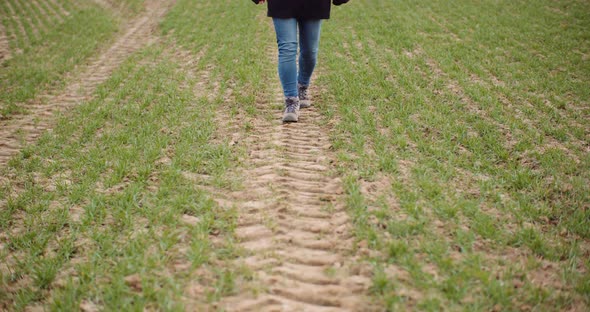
xmin=333 ymin=0 xmax=349 ymax=5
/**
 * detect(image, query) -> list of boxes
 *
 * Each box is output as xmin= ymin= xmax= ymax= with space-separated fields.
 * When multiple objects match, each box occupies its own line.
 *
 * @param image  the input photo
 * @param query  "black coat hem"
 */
xmin=267 ymin=12 xmax=330 ymax=19
xmin=266 ymin=0 xmax=332 ymax=20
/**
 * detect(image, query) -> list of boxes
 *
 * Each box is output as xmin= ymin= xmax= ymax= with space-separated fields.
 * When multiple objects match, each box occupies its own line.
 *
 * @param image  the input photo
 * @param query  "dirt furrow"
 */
xmin=4 ymin=0 xmax=30 ymax=48
xmin=219 ymin=78 xmax=370 ymax=310
xmin=21 ymin=0 xmax=48 ymax=36
xmin=35 ymin=0 xmax=64 ymax=24
xmin=90 ymin=0 xmax=114 ymax=10
xmin=12 ymin=0 xmax=41 ymax=40
xmin=0 ymin=13 xmax=9 ymax=61
xmin=28 ymin=0 xmax=54 ymax=30
xmin=46 ymin=0 xmax=70 ymax=19
xmin=0 ymin=0 xmax=174 ymax=167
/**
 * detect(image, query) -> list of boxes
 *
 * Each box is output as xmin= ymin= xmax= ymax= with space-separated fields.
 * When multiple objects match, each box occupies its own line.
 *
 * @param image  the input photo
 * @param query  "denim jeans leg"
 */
xmin=272 ymin=18 xmax=298 ymax=98
xmin=297 ymin=19 xmax=322 ymax=87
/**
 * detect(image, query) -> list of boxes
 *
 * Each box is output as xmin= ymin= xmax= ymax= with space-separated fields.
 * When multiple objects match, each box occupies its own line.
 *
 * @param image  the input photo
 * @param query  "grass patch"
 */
xmin=320 ymin=0 xmax=590 ymax=310
xmin=0 ymin=46 xmax=238 ymax=310
xmin=161 ymin=0 xmax=274 ymax=118
xmin=0 ymin=2 xmax=121 ymax=118
xmin=1 ymin=0 xmax=588 ymax=310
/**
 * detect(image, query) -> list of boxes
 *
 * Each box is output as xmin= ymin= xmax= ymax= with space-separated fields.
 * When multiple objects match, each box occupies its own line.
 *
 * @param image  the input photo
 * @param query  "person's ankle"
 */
xmin=298 ymin=84 xmax=311 ymax=108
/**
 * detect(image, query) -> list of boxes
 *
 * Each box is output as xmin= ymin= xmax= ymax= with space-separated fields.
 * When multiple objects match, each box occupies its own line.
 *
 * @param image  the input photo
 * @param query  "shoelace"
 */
xmin=286 ymin=101 xmax=298 ymax=113
xmin=299 ymin=87 xmax=309 ymax=100
xmin=286 ymin=98 xmax=298 ymax=113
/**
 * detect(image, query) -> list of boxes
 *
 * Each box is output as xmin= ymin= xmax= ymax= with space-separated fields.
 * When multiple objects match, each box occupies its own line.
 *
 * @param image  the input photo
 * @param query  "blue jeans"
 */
xmin=272 ymin=18 xmax=322 ymax=98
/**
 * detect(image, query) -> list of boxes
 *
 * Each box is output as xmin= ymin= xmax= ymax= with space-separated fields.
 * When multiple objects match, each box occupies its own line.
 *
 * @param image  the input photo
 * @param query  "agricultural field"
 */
xmin=0 ymin=0 xmax=589 ymax=311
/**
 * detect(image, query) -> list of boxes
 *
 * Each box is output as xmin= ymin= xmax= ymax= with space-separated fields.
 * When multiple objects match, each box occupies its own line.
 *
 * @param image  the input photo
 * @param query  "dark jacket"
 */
xmin=252 ymin=0 xmax=349 ymax=20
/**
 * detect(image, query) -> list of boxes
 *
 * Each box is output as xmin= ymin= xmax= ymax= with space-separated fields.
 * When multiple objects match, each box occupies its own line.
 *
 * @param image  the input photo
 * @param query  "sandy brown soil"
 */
xmin=90 ymin=0 xmax=115 ymax=10
xmin=0 ymin=0 xmax=173 ymax=167
xmin=0 ymin=18 xmax=10 ymax=62
xmin=213 ymin=75 xmax=372 ymax=310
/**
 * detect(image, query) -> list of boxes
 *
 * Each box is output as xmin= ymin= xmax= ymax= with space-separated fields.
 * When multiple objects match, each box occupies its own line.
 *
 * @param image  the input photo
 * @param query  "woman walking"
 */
xmin=252 ymin=0 xmax=350 ymax=122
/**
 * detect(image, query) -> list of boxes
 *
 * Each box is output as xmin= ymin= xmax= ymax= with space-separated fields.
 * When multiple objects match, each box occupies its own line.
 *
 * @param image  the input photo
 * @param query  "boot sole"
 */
xmin=282 ymin=112 xmax=298 ymax=122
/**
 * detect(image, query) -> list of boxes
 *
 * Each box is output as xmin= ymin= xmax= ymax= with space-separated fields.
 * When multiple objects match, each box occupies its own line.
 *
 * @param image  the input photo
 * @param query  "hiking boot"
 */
xmin=298 ymin=84 xmax=311 ymax=108
xmin=282 ymin=97 xmax=299 ymax=122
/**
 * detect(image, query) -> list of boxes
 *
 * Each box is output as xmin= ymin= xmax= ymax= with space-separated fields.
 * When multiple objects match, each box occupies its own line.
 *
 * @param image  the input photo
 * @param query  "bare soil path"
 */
xmin=0 ymin=0 xmax=174 ymax=166
xmin=0 ymin=17 xmax=9 ymax=61
xmin=218 ymin=80 xmax=371 ymax=310
xmin=90 ymin=0 xmax=115 ymax=10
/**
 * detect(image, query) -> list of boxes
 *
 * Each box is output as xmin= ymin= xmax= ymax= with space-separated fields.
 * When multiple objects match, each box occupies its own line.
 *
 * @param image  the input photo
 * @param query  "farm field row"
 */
xmin=0 ymin=0 xmax=589 ymax=311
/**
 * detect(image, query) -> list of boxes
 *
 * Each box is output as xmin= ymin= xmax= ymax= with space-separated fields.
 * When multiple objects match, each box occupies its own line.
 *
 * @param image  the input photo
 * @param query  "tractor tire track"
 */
xmin=219 ymin=65 xmax=371 ymax=310
xmin=0 ymin=0 xmax=174 ymax=167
